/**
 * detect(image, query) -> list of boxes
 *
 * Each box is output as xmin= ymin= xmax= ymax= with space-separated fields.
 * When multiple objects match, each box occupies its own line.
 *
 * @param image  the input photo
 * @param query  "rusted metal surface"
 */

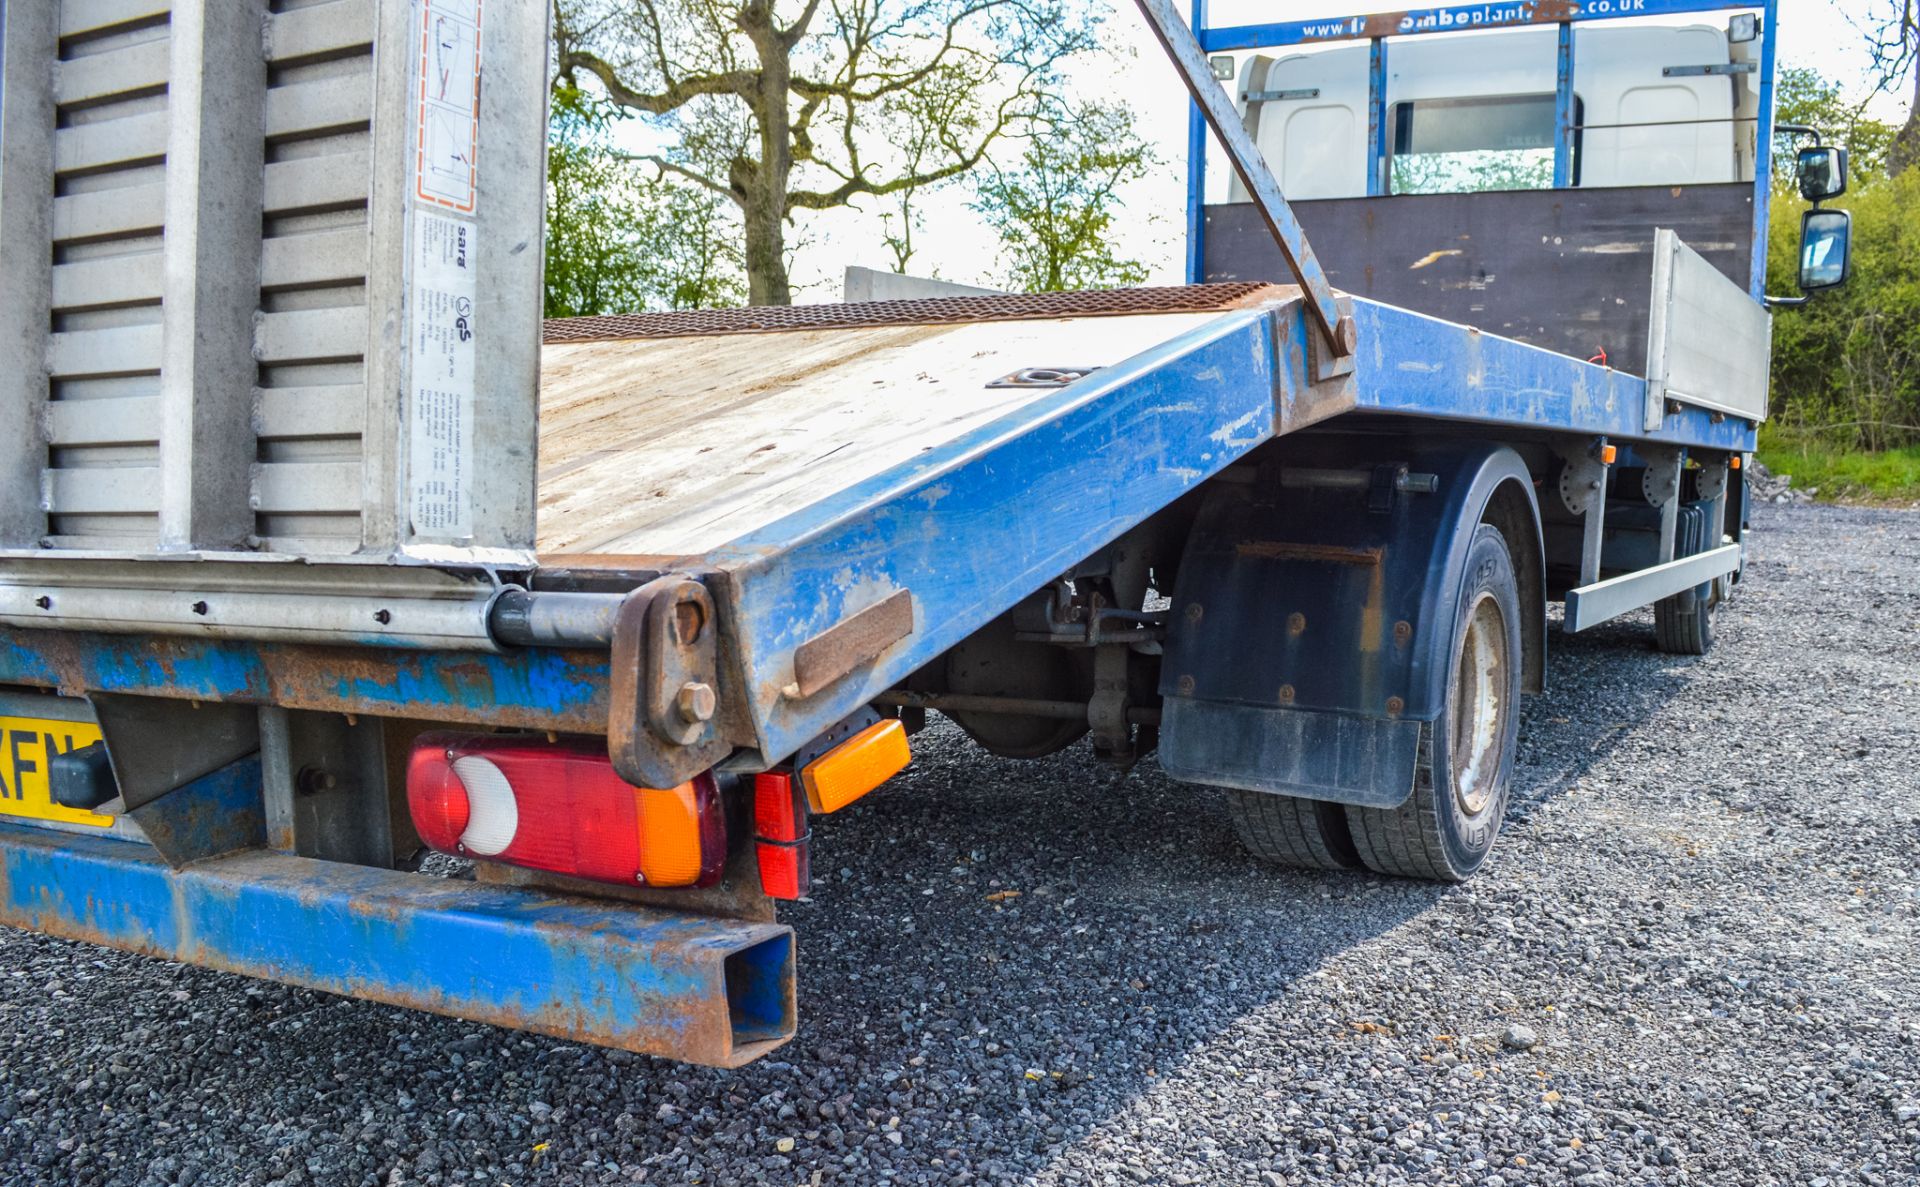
xmin=542 ymin=283 xmax=1288 ymax=344
xmin=789 ymin=590 xmax=916 ymax=701
xmin=122 ymin=756 xmax=267 ymax=867
xmin=1 ymin=629 xmax=612 ymax=734
xmin=1132 ymin=0 xmax=1354 ymax=358
xmin=1235 ymin=541 xmax=1386 ymax=566
xmin=608 ymin=577 xmax=734 ymax=788
xmin=0 ymin=822 xmax=797 ymax=1067
xmin=875 ymin=689 xmax=1162 ymax=725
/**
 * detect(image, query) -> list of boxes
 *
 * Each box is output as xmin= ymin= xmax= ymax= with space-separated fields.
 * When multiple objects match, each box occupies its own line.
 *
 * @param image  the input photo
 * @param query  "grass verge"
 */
xmin=1755 ymin=430 xmax=1920 ymax=503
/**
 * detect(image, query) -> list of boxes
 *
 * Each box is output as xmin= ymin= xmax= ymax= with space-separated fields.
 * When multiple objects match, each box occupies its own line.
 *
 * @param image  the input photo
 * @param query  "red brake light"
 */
xmin=752 ymin=772 xmax=811 ymax=900
xmin=405 ymin=733 xmax=724 ymax=888
xmin=406 ymin=745 xmax=471 ymax=851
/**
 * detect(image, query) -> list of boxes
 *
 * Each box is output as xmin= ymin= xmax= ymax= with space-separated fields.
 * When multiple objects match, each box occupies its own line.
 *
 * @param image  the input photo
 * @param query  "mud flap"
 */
xmin=1158 ymin=438 xmax=1541 ymax=807
xmin=1159 ymin=698 xmax=1419 ymax=807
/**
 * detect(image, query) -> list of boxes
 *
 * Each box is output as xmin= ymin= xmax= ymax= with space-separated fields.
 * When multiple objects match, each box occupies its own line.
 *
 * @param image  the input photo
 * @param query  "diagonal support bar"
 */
xmin=1134 ymin=0 xmax=1356 ymax=358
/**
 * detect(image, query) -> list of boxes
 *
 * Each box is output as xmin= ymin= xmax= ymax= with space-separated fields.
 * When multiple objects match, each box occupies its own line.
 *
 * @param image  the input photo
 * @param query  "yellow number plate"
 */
xmin=0 ymin=714 xmax=111 ymax=828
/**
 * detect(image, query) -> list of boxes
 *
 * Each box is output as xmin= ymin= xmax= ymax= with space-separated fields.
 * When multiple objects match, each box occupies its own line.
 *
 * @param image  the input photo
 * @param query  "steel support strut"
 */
xmin=1133 ymin=0 xmax=1356 ymax=358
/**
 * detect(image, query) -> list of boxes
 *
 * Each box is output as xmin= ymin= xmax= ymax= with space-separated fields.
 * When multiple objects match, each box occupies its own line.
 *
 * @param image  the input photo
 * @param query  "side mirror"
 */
xmin=1796 ymin=146 xmax=1848 ymax=202
xmin=1798 ymin=209 xmax=1851 ymax=291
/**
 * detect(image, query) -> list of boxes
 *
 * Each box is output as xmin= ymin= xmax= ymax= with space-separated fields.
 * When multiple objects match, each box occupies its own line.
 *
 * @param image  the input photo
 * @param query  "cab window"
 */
xmin=1389 ymin=94 xmax=1582 ymax=194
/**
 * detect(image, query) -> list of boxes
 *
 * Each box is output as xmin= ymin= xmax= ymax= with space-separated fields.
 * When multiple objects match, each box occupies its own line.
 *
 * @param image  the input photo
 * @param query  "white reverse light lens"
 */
xmin=451 ymin=755 xmax=519 ymax=856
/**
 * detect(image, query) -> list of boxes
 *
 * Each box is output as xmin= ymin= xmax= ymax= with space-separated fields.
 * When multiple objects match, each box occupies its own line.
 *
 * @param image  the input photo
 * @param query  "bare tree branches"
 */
xmin=1857 ymin=0 xmax=1919 ymax=173
xmin=554 ymin=0 xmax=1097 ymax=303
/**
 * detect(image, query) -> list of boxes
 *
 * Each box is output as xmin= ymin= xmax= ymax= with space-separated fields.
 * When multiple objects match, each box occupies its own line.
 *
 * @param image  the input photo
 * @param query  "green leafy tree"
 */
xmin=545 ymin=84 xmax=746 ymax=316
xmin=1772 ymin=66 xmax=1897 ymax=181
xmin=1767 ymin=167 xmax=1920 ymax=450
xmin=1390 ymin=149 xmax=1554 ymax=195
xmin=971 ymin=102 xmax=1152 ymax=292
xmin=553 ymin=0 xmax=1097 ymax=306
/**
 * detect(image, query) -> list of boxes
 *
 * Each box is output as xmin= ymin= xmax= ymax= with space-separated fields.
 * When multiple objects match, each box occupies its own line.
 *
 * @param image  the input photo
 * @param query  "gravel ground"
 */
xmin=2 ymin=502 xmax=1917 ymax=1187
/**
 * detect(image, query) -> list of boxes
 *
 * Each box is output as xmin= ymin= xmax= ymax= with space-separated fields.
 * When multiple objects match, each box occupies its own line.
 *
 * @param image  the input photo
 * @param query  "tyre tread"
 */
xmin=1345 ymin=723 xmax=1465 ymax=881
xmin=1227 ymin=790 xmax=1361 ymax=871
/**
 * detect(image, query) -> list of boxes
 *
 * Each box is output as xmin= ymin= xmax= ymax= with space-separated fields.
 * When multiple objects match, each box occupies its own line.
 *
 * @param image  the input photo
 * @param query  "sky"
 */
xmin=611 ymin=0 xmax=1912 ymax=300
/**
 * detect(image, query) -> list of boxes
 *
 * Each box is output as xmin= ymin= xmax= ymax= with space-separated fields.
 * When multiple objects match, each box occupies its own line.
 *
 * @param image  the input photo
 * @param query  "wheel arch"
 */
xmin=1478 ymin=471 xmax=1547 ymax=695
xmin=1157 ymin=436 xmax=1545 ymax=808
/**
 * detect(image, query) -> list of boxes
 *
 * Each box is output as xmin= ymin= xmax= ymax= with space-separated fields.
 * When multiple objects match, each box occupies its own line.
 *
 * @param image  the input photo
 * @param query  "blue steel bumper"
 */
xmin=0 ymin=823 xmax=795 ymax=1067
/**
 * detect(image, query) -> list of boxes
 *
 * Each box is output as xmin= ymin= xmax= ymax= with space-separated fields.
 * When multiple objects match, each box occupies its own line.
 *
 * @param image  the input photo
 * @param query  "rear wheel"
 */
xmin=1654 ymin=502 xmax=1717 ymax=655
xmin=1654 ymin=584 xmax=1713 ymax=654
xmin=1344 ymin=524 xmax=1522 ymax=881
xmin=1227 ymin=789 xmax=1361 ymax=871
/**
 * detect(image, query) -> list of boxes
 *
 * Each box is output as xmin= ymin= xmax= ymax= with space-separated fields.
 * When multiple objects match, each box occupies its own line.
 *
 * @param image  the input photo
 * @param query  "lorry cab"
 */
xmin=1193 ymin=9 xmax=1788 ymax=378
xmin=1224 ymin=20 xmax=1763 ymax=200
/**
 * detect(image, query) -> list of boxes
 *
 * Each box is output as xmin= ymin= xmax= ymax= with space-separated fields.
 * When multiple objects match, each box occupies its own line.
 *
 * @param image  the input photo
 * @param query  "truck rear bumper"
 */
xmin=0 ymin=823 xmax=795 ymax=1068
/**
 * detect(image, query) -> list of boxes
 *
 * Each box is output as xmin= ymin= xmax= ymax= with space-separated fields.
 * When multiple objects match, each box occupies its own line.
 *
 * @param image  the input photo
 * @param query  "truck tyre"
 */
xmin=1344 ymin=524 xmax=1521 ymax=881
xmin=1654 ymin=501 xmax=1716 ymax=656
xmin=1227 ymin=790 xmax=1362 ymax=871
xmin=1654 ymin=585 xmax=1713 ymax=654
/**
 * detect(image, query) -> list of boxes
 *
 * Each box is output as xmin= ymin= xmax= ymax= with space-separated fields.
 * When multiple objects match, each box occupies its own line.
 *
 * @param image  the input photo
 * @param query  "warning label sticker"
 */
xmin=414 ymin=0 xmax=482 ymax=212
xmin=407 ymin=208 xmax=478 ymax=539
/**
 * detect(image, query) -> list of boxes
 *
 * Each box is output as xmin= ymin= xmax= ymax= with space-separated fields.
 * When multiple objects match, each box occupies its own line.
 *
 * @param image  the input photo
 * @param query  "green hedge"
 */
xmin=1765 ymin=168 xmax=1920 ymax=452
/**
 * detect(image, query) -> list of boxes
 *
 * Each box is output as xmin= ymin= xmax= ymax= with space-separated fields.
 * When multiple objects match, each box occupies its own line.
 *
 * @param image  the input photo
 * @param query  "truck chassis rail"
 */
xmin=0 ymin=822 xmax=795 ymax=1068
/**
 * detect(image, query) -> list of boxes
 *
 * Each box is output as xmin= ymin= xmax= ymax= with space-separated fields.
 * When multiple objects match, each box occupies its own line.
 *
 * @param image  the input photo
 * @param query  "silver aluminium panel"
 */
xmin=0 ymin=0 xmax=547 ymax=563
xmin=1643 ymin=228 xmax=1772 ymax=432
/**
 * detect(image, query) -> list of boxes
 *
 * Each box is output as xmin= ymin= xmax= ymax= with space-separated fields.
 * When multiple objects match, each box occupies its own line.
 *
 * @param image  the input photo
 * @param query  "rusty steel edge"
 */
xmin=542 ymin=282 xmax=1290 ymax=344
xmin=0 ymin=822 xmax=797 ymax=1068
xmin=0 ymin=628 xmax=614 ymax=733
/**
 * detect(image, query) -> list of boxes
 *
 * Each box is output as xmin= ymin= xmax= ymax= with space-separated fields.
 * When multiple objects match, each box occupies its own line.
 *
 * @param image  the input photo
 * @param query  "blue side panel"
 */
xmin=1348 ymin=299 xmax=1759 ymax=451
xmin=0 ymin=632 xmax=610 ymax=732
xmin=707 ymin=307 xmax=1305 ymax=764
xmin=0 ymin=823 xmax=794 ymax=1067
xmin=1185 ymin=0 xmax=1210 ymax=284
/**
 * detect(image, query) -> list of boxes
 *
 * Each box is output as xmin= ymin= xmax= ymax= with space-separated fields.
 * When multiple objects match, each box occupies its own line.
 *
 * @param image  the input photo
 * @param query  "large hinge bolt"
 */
xmin=675 ymin=681 xmax=717 ymax=725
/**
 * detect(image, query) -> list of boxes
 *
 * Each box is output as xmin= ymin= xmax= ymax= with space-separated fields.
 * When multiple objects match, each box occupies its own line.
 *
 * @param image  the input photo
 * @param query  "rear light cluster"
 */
xmin=753 ymin=719 xmax=911 ymax=901
xmin=753 ymin=772 xmax=811 ymax=900
xmin=405 ymin=718 xmax=912 ymax=901
xmin=406 ymin=734 xmax=725 ymax=888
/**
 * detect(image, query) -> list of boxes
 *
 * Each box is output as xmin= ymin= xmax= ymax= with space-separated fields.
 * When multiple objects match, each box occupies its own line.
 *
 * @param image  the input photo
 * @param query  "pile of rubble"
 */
xmin=1747 ymin=459 xmax=1814 ymax=504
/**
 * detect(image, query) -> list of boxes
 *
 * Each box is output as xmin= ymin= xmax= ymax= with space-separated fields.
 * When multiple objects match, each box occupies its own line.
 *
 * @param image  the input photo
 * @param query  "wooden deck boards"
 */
xmin=534 ymin=311 xmax=1222 ymax=558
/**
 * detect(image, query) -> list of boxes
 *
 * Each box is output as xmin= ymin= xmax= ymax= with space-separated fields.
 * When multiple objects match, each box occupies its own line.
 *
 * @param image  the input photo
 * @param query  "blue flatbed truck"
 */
xmin=0 ymin=0 xmax=1852 ymax=1066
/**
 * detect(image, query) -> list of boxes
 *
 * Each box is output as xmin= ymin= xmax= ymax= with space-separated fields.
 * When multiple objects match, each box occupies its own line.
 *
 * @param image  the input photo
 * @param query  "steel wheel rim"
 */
xmin=1450 ymin=592 xmax=1510 ymax=817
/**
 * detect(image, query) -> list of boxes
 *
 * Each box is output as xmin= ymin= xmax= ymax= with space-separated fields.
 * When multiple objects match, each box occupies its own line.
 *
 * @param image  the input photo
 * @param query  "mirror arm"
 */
xmin=1774 ymin=122 xmax=1822 ymax=145
xmin=1763 ymin=294 xmax=1810 ymax=308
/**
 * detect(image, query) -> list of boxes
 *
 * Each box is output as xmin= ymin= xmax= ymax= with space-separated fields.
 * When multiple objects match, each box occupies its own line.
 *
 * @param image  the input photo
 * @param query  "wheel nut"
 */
xmin=675 ymin=681 xmax=716 ymax=724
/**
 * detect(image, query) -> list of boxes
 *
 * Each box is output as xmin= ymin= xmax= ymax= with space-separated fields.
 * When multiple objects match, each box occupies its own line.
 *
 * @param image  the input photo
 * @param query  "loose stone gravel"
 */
xmin=1 ymin=503 xmax=1916 ymax=1187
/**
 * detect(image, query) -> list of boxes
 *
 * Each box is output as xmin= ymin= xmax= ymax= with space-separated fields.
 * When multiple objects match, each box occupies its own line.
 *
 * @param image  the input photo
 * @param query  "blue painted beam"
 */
xmin=0 ymin=631 xmax=610 ymax=731
xmin=1184 ymin=0 xmax=1210 ymax=283
xmin=1367 ymin=38 xmax=1390 ymax=196
xmin=1747 ymin=0 xmax=1778 ymax=301
xmin=0 ymin=822 xmax=795 ymax=1067
xmin=707 ymin=304 xmax=1318 ymax=765
xmin=1202 ymin=0 xmax=1765 ymax=52
xmin=1552 ymin=21 xmax=1575 ymax=188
